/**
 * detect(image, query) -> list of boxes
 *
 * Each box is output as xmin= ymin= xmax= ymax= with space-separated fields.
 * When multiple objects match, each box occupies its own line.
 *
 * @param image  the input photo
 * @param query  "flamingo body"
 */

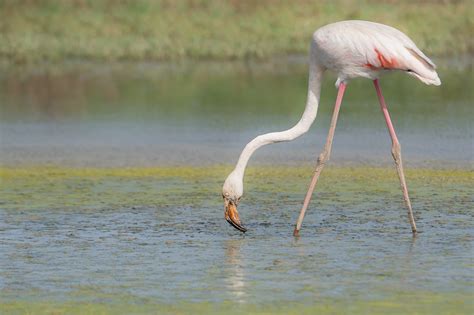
xmin=313 ymin=21 xmax=440 ymax=86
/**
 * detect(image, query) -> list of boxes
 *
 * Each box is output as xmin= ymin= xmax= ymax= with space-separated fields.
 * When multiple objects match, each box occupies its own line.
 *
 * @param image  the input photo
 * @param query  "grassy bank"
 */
xmin=1 ymin=0 xmax=472 ymax=64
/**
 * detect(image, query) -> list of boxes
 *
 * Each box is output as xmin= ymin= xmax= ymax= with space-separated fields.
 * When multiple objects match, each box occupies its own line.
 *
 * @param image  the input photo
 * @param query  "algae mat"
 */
xmin=0 ymin=166 xmax=473 ymax=314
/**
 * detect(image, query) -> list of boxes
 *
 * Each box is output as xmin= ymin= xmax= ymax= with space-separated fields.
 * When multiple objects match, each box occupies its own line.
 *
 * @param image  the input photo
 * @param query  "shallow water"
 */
xmin=0 ymin=60 xmax=473 ymax=314
xmin=0 ymin=60 xmax=472 ymax=167
xmin=1 ymin=167 xmax=473 ymax=314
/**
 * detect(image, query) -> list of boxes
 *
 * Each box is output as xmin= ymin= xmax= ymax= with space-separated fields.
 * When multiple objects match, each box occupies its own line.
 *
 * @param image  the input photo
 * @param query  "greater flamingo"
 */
xmin=222 ymin=20 xmax=441 ymax=235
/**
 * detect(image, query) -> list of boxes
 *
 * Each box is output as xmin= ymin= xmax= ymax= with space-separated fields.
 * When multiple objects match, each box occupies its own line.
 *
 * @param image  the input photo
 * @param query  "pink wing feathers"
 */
xmin=360 ymin=22 xmax=441 ymax=86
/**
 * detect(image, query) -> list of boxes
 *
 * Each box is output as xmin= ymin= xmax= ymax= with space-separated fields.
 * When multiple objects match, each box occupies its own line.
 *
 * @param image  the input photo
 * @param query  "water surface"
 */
xmin=0 ymin=60 xmax=472 ymax=314
xmin=1 ymin=60 xmax=472 ymax=167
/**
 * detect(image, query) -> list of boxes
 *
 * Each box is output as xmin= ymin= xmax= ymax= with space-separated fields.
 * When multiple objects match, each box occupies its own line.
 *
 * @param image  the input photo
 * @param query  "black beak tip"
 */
xmin=226 ymin=218 xmax=247 ymax=233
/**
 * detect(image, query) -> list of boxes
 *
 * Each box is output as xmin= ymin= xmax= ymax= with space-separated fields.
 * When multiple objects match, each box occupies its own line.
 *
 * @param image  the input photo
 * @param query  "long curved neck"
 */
xmin=232 ymin=53 xmax=325 ymax=180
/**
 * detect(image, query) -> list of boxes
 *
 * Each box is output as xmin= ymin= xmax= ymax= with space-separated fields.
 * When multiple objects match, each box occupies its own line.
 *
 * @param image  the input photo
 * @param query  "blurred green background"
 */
xmin=1 ymin=0 xmax=472 ymax=64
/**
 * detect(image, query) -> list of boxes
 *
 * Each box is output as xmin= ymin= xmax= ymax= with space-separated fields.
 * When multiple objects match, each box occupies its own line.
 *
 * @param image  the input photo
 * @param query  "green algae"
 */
xmin=2 ymin=291 xmax=472 ymax=315
xmin=2 ymin=165 xmax=472 ymax=181
xmin=1 ymin=166 xmax=472 ymax=211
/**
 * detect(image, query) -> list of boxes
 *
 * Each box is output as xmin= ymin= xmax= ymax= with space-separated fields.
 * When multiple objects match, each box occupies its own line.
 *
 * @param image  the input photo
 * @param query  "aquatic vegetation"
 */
xmin=1 ymin=166 xmax=471 ymax=211
xmin=2 ymin=291 xmax=472 ymax=315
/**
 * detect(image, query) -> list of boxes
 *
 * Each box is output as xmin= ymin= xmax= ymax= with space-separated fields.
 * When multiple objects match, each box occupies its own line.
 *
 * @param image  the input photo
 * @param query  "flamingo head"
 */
xmin=222 ymin=172 xmax=247 ymax=233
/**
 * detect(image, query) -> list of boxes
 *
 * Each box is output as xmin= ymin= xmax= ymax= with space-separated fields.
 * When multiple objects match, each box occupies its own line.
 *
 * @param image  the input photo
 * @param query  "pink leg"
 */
xmin=293 ymin=83 xmax=346 ymax=236
xmin=374 ymin=79 xmax=417 ymax=233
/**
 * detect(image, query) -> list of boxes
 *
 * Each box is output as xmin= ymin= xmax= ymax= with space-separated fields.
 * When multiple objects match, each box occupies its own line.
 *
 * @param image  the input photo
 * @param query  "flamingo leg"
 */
xmin=293 ymin=82 xmax=346 ymax=236
xmin=373 ymin=79 xmax=417 ymax=233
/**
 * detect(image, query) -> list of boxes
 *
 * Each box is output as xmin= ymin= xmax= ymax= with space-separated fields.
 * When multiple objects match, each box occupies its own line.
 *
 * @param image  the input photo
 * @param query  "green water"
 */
xmin=0 ymin=60 xmax=473 ymax=314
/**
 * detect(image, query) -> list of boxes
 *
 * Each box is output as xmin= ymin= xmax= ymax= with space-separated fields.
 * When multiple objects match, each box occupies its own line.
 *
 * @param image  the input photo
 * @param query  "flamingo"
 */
xmin=222 ymin=20 xmax=441 ymax=235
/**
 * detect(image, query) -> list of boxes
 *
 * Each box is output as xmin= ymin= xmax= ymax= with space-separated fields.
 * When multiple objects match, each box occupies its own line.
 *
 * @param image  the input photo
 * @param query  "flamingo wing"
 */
xmin=316 ymin=21 xmax=441 ymax=86
xmin=359 ymin=21 xmax=441 ymax=85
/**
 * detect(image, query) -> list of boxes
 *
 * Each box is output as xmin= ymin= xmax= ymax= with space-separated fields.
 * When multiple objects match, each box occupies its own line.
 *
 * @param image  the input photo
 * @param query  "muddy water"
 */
xmin=0 ymin=60 xmax=473 ymax=314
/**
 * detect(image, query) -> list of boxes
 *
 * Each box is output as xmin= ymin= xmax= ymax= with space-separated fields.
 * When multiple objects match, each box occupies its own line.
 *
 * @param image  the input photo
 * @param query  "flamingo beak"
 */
xmin=224 ymin=198 xmax=247 ymax=233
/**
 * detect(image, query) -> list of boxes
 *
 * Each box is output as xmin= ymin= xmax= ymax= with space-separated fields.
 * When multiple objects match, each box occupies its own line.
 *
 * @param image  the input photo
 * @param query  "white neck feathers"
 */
xmin=231 ymin=55 xmax=325 ymax=181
